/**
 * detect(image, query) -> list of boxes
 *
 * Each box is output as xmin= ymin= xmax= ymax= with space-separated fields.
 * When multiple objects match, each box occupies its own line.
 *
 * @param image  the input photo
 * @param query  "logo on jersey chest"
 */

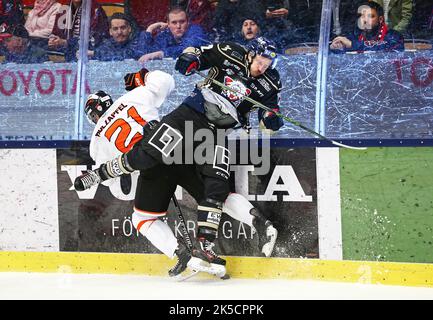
xmin=223 ymin=60 xmax=241 ymax=72
xmin=223 ymin=76 xmax=251 ymax=102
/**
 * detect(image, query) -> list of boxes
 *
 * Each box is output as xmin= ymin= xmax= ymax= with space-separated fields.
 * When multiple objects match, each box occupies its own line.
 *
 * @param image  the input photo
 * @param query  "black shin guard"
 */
xmin=197 ymin=198 xmax=224 ymax=242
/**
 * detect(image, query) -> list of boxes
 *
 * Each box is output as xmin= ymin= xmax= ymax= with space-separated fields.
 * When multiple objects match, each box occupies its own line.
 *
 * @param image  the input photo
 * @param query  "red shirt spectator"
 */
xmin=186 ymin=0 xmax=215 ymax=32
xmin=0 ymin=0 xmax=24 ymax=26
xmin=49 ymin=0 xmax=109 ymax=50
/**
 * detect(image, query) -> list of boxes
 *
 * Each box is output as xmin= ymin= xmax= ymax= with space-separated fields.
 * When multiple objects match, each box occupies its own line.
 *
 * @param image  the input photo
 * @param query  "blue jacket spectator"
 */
xmin=138 ymin=7 xmax=209 ymax=62
xmin=213 ymin=0 xmax=265 ymax=42
xmin=330 ymin=2 xmax=404 ymax=53
xmin=0 ymin=24 xmax=48 ymax=64
xmin=92 ymin=32 xmax=146 ymax=61
xmin=89 ymin=13 xmax=148 ymax=62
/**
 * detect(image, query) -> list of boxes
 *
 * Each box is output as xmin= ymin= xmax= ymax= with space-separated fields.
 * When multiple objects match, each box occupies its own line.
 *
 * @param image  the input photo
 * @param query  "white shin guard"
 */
xmin=131 ymin=211 xmax=178 ymax=258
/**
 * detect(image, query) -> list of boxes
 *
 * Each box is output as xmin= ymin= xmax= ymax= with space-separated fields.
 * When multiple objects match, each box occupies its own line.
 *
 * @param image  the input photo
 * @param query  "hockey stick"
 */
xmin=193 ymin=70 xmax=367 ymax=151
xmin=172 ymin=195 xmax=193 ymax=250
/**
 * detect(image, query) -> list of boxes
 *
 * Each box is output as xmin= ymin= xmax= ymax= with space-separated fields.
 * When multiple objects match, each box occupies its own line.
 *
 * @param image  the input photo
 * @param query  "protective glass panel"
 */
xmin=0 ymin=62 xmax=79 ymax=140
xmin=0 ymin=1 xmax=78 ymax=141
xmin=262 ymin=0 xmax=323 ymax=138
xmin=325 ymin=0 xmax=433 ymax=139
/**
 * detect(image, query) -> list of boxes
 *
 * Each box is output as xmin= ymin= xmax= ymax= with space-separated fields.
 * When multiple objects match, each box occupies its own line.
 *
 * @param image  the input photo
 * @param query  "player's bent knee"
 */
xmin=131 ymin=208 xmax=166 ymax=235
xmin=203 ymin=176 xmax=231 ymax=203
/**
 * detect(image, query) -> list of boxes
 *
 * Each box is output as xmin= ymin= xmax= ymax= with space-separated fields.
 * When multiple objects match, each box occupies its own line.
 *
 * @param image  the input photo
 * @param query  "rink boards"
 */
xmin=1 ymin=145 xmax=433 ymax=287
xmin=1 ymin=252 xmax=433 ymax=288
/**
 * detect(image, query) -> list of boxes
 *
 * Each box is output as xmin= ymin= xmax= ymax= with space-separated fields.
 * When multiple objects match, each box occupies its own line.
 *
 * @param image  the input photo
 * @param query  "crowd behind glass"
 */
xmin=0 ymin=0 xmax=431 ymax=64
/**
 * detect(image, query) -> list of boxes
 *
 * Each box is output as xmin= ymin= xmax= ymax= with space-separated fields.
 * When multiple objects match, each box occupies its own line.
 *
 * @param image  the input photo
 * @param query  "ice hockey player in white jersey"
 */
xmin=80 ymin=68 xmax=278 ymax=278
xmin=87 ymin=70 xmax=164 ymax=200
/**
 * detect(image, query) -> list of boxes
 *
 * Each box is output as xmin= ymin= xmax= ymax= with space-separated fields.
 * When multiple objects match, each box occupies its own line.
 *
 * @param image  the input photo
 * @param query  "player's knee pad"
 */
xmin=197 ymin=198 xmax=224 ymax=242
xmin=131 ymin=208 xmax=165 ymax=235
xmin=222 ymin=193 xmax=254 ymax=227
xmin=131 ymin=209 xmax=178 ymax=258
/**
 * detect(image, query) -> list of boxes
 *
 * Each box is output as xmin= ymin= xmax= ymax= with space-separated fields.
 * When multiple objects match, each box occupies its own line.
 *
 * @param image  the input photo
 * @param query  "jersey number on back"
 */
xmin=104 ymin=106 xmax=147 ymax=153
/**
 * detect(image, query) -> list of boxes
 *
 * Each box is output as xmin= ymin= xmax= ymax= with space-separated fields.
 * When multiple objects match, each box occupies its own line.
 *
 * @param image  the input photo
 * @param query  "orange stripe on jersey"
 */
xmin=136 ymin=219 xmax=156 ymax=232
xmin=133 ymin=207 xmax=167 ymax=217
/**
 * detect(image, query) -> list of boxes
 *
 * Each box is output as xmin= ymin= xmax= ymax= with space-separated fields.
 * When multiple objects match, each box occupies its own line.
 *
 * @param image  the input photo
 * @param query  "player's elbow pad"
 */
xmin=145 ymin=71 xmax=175 ymax=99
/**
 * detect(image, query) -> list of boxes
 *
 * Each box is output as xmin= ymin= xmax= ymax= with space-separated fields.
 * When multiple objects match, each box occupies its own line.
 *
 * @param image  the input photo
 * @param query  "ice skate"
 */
xmin=74 ymin=169 xmax=101 ymax=191
xmin=197 ymin=237 xmax=226 ymax=267
xmin=171 ymin=237 xmax=227 ymax=280
xmin=168 ymin=238 xmax=192 ymax=277
xmin=186 ymin=238 xmax=227 ymax=279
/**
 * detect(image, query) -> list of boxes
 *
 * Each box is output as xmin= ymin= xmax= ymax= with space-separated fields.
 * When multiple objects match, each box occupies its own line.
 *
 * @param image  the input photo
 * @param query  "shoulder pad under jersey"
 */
xmin=217 ymin=42 xmax=248 ymax=62
xmin=264 ymin=68 xmax=282 ymax=90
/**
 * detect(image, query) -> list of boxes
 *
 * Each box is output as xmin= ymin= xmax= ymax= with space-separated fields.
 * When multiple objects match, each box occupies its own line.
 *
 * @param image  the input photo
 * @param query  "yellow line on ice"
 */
xmin=1 ymin=251 xmax=432 ymax=287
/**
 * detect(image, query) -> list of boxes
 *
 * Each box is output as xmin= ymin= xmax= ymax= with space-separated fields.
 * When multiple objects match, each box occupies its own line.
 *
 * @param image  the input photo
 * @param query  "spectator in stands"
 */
xmin=89 ymin=13 xmax=147 ymax=62
xmin=24 ymin=0 xmax=62 ymax=42
xmin=125 ymin=0 xmax=170 ymax=31
xmin=213 ymin=0 xmax=266 ymax=41
xmin=0 ymin=0 xmax=24 ymax=26
xmin=369 ymin=0 xmax=412 ymax=33
xmin=138 ymin=7 xmax=208 ymax=62
xmin=0 ymin=24 xmax=48 ymax=63
xmin=234 ymin=16 xmax=261 ymax=46
xmin=48 ymin=0 xmax=109 ymax=61
xmin=330 ymin=1 xmax=404 ymax=53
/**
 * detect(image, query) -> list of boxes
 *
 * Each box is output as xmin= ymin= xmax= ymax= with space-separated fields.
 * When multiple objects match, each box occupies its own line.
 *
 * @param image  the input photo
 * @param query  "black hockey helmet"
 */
xmin=85 ymin=90 xmax=113 ymax=124
xmin=247 ymin=36 xmax=278 ymax=61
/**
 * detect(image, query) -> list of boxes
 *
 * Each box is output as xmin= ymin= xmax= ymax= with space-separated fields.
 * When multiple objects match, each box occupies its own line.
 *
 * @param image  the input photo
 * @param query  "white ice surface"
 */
xmin=1 ymin=272 xmax=433 ymax=300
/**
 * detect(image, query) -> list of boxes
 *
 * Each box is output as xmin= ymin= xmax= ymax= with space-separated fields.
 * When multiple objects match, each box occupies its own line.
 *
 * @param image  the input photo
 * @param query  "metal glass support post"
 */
xmin=73 ymin=0 xmax=92 ymax=140
xmin=315 ymin=0 xmax=333 ymax=136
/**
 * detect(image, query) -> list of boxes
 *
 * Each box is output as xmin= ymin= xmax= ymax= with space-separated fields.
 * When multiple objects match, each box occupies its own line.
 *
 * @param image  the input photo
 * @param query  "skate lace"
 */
xmin=80 ymin=170 xmax=100 ymax=189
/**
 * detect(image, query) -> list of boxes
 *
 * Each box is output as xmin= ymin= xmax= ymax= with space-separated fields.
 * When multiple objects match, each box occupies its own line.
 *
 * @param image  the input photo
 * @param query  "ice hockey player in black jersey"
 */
xmin=176 ymin=37 xmax=283 ymax=133
xmin=75 ymin=37 xmax=283 ymax=275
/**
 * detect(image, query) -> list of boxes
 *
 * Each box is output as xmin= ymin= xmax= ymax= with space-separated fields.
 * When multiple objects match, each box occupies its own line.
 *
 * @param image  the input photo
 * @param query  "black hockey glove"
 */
xmin=124 ymin=68 xmax=149 ymax=91
xmin=175 ymin=53 xmax=200 ymax=76
xmin=238 ymin=112 xmax=252 ymax=134
xmin=259 ymin=108 xmax=284 ymax=131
